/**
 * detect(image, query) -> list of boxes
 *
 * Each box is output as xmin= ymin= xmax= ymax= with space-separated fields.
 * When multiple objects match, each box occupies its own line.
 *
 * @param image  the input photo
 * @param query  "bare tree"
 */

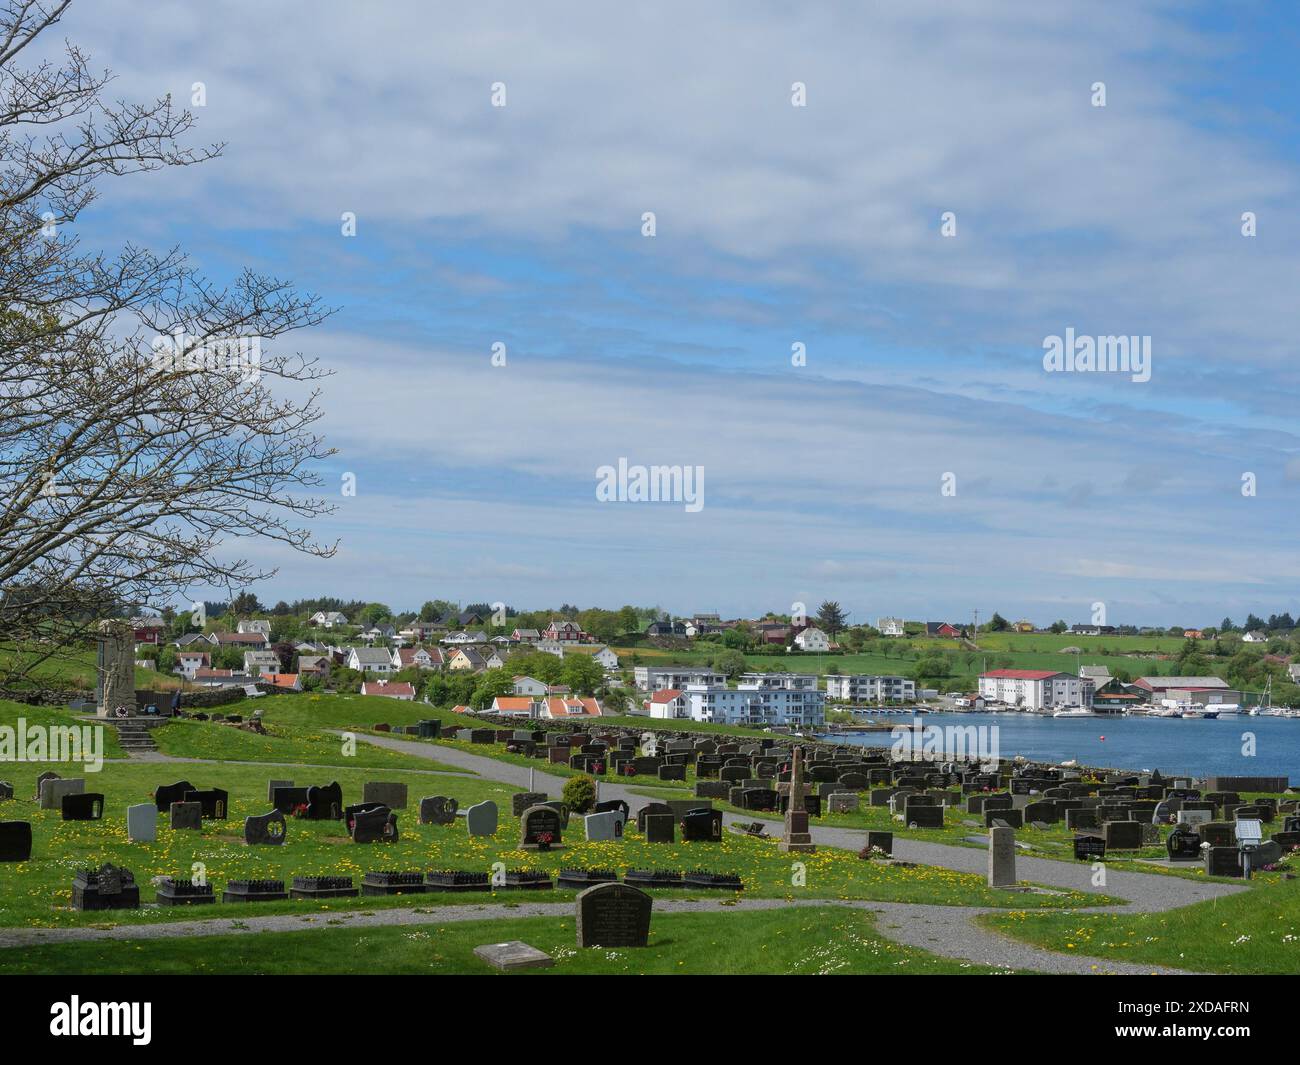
xmin=0 ymin=1 xmax=336 ymax=680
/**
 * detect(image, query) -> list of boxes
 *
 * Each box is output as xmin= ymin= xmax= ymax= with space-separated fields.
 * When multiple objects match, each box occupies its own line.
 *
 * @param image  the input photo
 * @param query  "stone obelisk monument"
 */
xmin=96 ymin=619 xmax=136 ymax=717
xmin=779 ymin=745 xmax=817 ymax=853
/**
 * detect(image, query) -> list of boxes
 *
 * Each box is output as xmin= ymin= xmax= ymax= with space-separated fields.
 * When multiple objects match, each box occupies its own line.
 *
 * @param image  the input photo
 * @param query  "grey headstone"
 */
xmin=473 ymin=940 xmax=555 ymax=971
xmin=465 ymin=800 xmax=498 ymax=837
xmin=126 ymin=803 xmax=156 ymax=843
xmin=40 ymin=777 xmax=84 ymax=810
xmin=583 ymin=811 xmax=623 ymax=842
xmin=170 ymin=801 xmax=202 ymax=830
xmin=988 ymin=825 xmax=1016 ymax=888
xmin=362 ymin=781 xmax=408 ymax=809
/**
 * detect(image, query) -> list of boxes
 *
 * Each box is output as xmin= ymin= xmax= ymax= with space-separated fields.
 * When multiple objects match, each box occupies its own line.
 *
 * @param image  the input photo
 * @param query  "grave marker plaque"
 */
xmin=576 ymin=882 xmax=652 ymax=948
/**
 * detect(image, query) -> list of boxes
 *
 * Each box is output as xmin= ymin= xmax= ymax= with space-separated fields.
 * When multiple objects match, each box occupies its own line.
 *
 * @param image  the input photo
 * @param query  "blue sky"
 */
xmin=51 ymin=1 xmax=1300 ymax=625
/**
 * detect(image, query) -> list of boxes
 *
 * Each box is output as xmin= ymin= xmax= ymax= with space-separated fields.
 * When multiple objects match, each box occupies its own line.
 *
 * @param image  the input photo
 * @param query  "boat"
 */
xmin=1052 ymin=706 xmax=1093 ymax=718
xmin=1180 ymin=709 xmax=1220 ymax=720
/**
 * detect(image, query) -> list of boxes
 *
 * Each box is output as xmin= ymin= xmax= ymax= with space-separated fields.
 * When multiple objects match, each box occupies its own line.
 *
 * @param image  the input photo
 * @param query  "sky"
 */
xmin=43 ymin=0 xmax=1300 ymax=626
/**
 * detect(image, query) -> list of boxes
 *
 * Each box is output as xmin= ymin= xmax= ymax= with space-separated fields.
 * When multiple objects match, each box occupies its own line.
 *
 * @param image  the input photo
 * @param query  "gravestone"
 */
xmin=658 ymin=764 xmax=686 ymax=782
xmin=34 ymin=771 xmax=59 ymax=801
xmin=779 ymin=746 xmax=816 ymax=854
xmin=61 ymin=793 xmax=104 ymax=821
xmin=183 ymin=788 xmax=228 ymax=820
xmin=680 ymin=808 xmax=723 ymax=842
xmin=864 ymin=830 xmax=893 ymax=857
xmin=40 ymin=777 xmax=84 ymax=811
xmin=636 ymin=802 xmax=674 ymax=834
xmin=169 ymin=801 xmax=202 ymax=830
xmin=644 ymin=813 xmax=675 ymax=843
xmin=419 ymin=795 xmax=458 ymax=825
xmin=1065 ymin=808 xmax=1100 ymax=831
xmin=1204 ymin=845 xmax=1243 ymax=878
xmin=304 ymin=782 xmax=344 ymax=820
xmin=512 ymin=792 xmax=549 ymax=817
xmin=520 ymin=805 xmax=564 ymax=849
xmin=474 ymin=941 xmax=555 ymax=972
xmin=988 ymin=826 xmax=1016 ymax=888
xmin=126 ymin=803 xmax=156 ymax=843
xmin=363 ymin=781 xmax=408 ymax=809
xmin=271 ymin=786 xmax=310 ymax=814
xmin=1177 ymin=808 xmax=1211 ymax=827
xmin=984 ymin=808 xmax=1023 ymax=829
xmin=1073 ymin=835 xmax=1106 ymax=861
xmin=154 ymin=780 xmax=196 ymax=811
xmin=576 ymin=882 xmax=652 ymax=948
xmin=1166 ymin=827 xmax=1202 ymax=862
xmin=244 ymin=809 xmax=287 ymax=845
xmin=584 ymin=811 xmax=624 ymax=842
xmin=1104 ymin=820 xmax=1143 ymax=851
xmin=1200 ymin=821 xmax=1234 ymax=848
xmin=465 ymin=800 xmax=498 ymax=837
xmin=592 ymin=799 xmax=630 ymax=828
xmin=351 ymin=806 xmax=399 ymax=843
xmin=827 ymin=792 xmax=859 ymax=814
xmin=0 ymin=821 xmax=33 ymax=862
xmin=267 ymin=779 xmax=293 ymax=802
xmin=72 ymin=862 xmax=138 ymax=910
xmin=905 ymin=804 xmax=944 ymax=829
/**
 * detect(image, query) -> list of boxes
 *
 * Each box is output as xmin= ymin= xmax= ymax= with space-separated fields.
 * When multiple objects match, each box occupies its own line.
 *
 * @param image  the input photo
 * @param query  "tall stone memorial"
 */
xmin=96 ymin=619 xmax=136 ymax=717
xmin=778 ymin=746 xmax=816 ymax=854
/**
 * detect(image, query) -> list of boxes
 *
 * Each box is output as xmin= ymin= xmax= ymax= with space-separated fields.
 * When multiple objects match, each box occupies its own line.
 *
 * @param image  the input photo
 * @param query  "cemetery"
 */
xmin=0 ymin=692 xmax=1295 ymax=975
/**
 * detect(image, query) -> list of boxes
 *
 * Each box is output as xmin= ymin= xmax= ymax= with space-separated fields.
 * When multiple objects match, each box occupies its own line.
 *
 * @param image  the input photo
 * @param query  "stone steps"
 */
xmin=109 ymin=720 xmax=159 ymax=753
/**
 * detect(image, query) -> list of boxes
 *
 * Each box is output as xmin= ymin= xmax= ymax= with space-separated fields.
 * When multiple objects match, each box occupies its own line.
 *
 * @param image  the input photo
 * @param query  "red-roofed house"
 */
xmin=978 ymin=669 xmax=1083 ymax=710
xmin=540 ymin=696 xmax=604 ymax=719
xmin=260 ymin=672 xmax=302 ymax=692
xmin=490 ymin=696 xmax=537 ymax=717
xmin=361 ymin=680 xmax=415 ymax=700
xmin=645 ymin=688 xmax=686 ymax=719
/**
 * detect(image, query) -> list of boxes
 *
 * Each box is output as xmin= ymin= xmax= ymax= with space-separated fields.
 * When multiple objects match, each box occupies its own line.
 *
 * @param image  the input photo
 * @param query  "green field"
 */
xmin=982 ymin=876 xmax=1300 ymax=974
xmin=0 ymin=905 xmax=1017 ymax=975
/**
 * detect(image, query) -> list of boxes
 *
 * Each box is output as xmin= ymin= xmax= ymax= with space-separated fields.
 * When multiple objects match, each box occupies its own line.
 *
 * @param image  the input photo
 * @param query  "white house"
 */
xmin=978 ymin=669 xmax=1084 ymax=710
xmin=243 ymin=650 xmax=280 ymax=675
xmin=1243 ymin=631 xmax=1268 ymax=644
xmin=792 ymin=626 xmax=830 ymax=651
xmin=237 ymin=619 xmax=272 ymax=636
xmin=311 ymin=611 xmax=348 ymax=629
xmin=174 ymin=650 xmax=210 ymax=679
xmin=513 ymin=675 xmax=548 ymax=696
xmin=392 ymin=646 xmax=441 ymax=670
xmin=877 ymin=617 xmax=905 ymax=637
xmin=348 ymin=646 xmax=396 ymax=674
xmin=645 ymin=688 xmax=687 ymax=719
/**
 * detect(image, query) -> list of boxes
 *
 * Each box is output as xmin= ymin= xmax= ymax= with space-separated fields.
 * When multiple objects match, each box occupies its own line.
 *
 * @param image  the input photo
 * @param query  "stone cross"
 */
xmin=96 ymin=619 xmax=136 ymax=717
xmin=779 ymin=745 xmax=816 ymax=853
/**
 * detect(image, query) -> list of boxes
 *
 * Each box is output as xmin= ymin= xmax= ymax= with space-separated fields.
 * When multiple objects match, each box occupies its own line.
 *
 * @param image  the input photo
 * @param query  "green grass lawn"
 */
xmin=981 ymin=876 xmax=1300 ymax=974
xmin=151 ymin=717 xmax=467 ymax=773
xmin=0 ymin=904 xmax=1017 ymax=975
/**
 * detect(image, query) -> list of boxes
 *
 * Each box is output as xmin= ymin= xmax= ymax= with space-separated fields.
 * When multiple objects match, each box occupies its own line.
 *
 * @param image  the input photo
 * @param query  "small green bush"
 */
xmin=562 ymin=774 xmax=597 ymax=813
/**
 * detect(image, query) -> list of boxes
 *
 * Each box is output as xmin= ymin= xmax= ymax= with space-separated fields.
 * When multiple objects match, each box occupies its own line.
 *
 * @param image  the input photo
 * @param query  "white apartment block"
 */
xmin=684 ymin=682 xmax=825 ymax=728
xmin=738 ymin=672 xmax=819 ymax=691
xmin=978 ymin=669 xmax=1085 ymax=710
xmin=634 ymin=666 xmax=727 ymax=691
xmin=824 ymin=674 xmax=916 ymax=702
